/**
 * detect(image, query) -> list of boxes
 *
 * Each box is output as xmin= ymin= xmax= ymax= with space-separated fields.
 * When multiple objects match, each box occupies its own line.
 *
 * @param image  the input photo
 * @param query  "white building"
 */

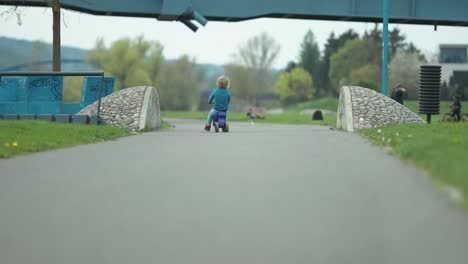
xmin=439 ymin=44 xmax=468 ymax=84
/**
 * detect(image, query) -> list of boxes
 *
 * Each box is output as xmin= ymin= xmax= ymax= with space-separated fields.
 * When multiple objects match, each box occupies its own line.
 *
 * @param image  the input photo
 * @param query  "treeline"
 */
xmin=76 ymin=26 xmax=450 ymax=111
xmin=277 ymin=25 xmax=428 ymax=104
xmin=84 ymin=37 xmax=203 ymax=110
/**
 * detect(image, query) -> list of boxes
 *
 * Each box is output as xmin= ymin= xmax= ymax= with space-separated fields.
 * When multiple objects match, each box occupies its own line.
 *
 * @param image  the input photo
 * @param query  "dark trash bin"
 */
xmin=312 ymin=110 xmax=324 ymax=121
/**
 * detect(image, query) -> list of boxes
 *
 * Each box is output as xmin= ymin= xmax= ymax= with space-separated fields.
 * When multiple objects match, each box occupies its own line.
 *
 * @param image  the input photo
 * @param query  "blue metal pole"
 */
xmin=382 ymin=0 xmax=389 ymax=96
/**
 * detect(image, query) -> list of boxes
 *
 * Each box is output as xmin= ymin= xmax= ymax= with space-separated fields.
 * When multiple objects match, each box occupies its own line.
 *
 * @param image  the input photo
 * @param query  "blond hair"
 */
xmin=216 ymin=75 xmax=230 ymax=88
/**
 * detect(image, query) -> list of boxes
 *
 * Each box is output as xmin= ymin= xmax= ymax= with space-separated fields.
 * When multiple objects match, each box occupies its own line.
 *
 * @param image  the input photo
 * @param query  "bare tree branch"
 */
xmin=0 ymin=6 xmax=17 ymax=16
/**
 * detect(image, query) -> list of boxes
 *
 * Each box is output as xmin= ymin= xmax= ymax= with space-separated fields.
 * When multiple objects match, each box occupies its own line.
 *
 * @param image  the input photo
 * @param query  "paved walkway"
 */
xmin=1 ymin=119 xmax=468 ymax=264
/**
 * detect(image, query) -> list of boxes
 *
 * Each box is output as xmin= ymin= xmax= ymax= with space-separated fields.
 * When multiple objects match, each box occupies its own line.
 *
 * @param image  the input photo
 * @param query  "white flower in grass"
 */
xmin=377 ymin=129 xmax=382 ymax=134
xmin=395 ymin=132 xmax=400 ymax=137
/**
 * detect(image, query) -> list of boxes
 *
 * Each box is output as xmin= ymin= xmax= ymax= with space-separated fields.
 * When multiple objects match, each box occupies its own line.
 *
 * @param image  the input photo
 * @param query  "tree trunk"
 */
xmin=250 ymin=95 xmax=257 ymax=109
xmin=52 ymin=0 xmax=61 ymax=72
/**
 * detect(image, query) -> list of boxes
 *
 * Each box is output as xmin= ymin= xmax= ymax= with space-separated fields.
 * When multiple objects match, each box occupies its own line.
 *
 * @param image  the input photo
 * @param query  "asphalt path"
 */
xmin=1 ymin=119 xmax=468 ymax=264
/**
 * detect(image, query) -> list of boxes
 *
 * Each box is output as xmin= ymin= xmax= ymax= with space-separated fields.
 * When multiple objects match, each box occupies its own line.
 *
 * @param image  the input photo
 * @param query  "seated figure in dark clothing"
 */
xmin=246 ymin=107 xmax=265 ymax=120
xmin=391 ymin=84 xmax=407 ymax=105
xmin=312 ymin=110 xmax=324 ymax=120
xmin=451 ymin=95 xmax=462 ymax=121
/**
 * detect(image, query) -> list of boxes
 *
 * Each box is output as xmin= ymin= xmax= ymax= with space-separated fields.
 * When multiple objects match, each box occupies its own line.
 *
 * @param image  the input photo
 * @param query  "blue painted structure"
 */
xmin=27 ymin=76 xmax=63 ymax=114
xmin=2 ymin=0 xmax=468 ymax=26
xmin=3 ymin=0 xmax=468 ymax=96
xmin=0 ymin=76 xmax=63 ymax=114
xmin=81 ymin=77 xmax=115 ymax=107
xmin=0 ymin=77 xmax=27 ymax=102
xmin=62 ymin=77 xmax=115 ymax=115
xmin=0 ymin=76 xmax=115 ymax=115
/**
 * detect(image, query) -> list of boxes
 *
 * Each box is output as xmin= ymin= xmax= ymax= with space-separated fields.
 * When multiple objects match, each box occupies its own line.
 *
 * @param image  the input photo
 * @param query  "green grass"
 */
xmin=359 ymin=122 xmax=468 ymax=208
xmin=162 ymin=111 xmax=337 ymax=127
xmin=286 ymin=97 xmax=339 ymax=111
xmin=161 ymin=120 xmax=175 ymax=128
xmin=404 ymin=100 xmax=453 ymax=117
xmin=0 ymin=120 xmax=129 ymax=158
xmin=162 ymin=97 xmax=340 ymax=128
xmin=281 ymin=98 xmax=453 ymax=117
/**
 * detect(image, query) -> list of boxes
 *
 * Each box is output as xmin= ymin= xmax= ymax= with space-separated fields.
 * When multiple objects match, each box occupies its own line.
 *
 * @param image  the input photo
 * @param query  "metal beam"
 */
xmin=1 ymin=0 xmax=468 ymax=26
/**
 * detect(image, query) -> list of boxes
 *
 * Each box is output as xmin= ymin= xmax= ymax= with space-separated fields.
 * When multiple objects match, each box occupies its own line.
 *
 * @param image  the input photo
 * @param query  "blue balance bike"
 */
xmin=213 ymin=111 xmax=229 ymax=133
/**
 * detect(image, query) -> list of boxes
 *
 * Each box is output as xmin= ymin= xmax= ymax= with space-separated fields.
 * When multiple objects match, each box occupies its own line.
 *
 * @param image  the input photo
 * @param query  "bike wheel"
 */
xmin=441 ymin=113 xmax=452 ymax=122
xmin=461 ymin=114 xmax=468 ymax=122
xmin=223 ymin=123 xmax=229 ymax=133
xmin=214 ymin=122 xmax=219 ymax=132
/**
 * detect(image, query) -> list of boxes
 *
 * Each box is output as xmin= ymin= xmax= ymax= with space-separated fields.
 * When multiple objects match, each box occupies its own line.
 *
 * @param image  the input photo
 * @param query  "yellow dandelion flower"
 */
xmin=12 ymin=141 xmax=18 ymax=147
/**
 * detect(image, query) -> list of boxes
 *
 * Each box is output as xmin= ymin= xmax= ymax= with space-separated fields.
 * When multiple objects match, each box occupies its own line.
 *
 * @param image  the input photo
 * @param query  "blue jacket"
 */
xmin=208 ymin=88 xmax=231 ymax=111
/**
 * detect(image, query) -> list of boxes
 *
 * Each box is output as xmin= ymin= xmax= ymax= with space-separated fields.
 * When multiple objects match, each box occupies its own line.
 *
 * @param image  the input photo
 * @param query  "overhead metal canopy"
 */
xmin=1 ymin=0 xmax=468 ymax=26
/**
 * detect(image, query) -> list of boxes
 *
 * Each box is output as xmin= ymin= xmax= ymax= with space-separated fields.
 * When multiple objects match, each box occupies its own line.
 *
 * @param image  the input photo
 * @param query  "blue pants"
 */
xmin=206 ymin=108 xmax=218 ymax=125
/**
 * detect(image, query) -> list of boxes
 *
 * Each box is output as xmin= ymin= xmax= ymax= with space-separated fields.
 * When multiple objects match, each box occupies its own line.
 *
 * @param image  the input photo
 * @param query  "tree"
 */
xmin=320 ymin=30 xmax=359 ymax=96
xmin=62 ymin=77 xmax=83 ymax=102
xmin=299 ymin=30 xmax=321 ymax=96
xmin=87 ymin=37 xmax=163 ymax=91
xmin=276 ymin=67 xmax=314 ymax=104
xmin=224 ymin=63 xmax=256 ymax=102
xmin=329 ymin=38 xmax=378 ymax=93
xmin=285 ymin=61 xmax=298 ymax=73
xmin=30 ymin=40 xmax=47 ymax=71
xmin=405 ymin=42 xmax=427 ymax=61
xmin=156 ymin=55 xmax=199 ymax=110
xmin=364 ymin=23 xmax=382 ymax=44
xmin=362 ymin=24 xmax=383 ymax=66
xmin=389 ymin=28 xmax=407 ymax=56
xmin=389 ymin=52 xmax=425 ymax=99
xmin=233 ymin=32 xmax=280 ymax=106
xmin=144 ymin=40 xmax=165 ymax=83
xmin=349 ymin=64 xmax=381 ymax=92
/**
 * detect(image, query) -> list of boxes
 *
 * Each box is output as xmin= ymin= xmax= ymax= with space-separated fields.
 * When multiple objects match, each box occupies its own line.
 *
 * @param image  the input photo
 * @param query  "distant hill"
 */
xmin=0 ymin=37 xmax=227 ymax=75
xmin=0 ymin=36 xmax=277 ymax=82
xmin=0 ymin=36 xmax=91 ymax=71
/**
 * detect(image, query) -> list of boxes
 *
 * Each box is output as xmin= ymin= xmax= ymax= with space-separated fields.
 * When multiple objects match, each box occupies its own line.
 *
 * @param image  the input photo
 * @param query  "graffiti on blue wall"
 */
xmin=0 ymin=75 xmax=115 ymax=115
xmin=27 ymin=76 xmax=63 ymax=102
xmin=81 ymin=77 xmax=115 ymax=107
xmin=0 ymin=77 xmax=28 ymax=102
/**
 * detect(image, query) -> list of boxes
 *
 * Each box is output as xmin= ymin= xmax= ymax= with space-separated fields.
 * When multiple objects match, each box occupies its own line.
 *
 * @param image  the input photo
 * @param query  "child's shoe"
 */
xmin=204 ymin=124 xmax=211 ymax=131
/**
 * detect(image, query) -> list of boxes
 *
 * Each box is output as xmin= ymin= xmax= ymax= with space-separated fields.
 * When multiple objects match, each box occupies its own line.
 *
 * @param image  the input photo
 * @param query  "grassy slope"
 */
xmin=359 ymin=123 xmax=468 ymax=207
xmin=162 ymin=111 xmax=337 ymax=127
xmin=286 ymin=97 xmax=339 ymax=111
xmin=0 ymin=120 xmax=129 ymax=158
xmin=161 ymin=120 xmax=175 ymax=128
xmin=163 ymin=97 xmax=338 ymax=127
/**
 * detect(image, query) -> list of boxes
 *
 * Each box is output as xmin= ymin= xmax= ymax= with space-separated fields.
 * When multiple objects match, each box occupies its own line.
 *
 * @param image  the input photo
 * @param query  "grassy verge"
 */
xmin=161 ymin=120 xmax=175 ymax=128
xmin=286 ymin=97 xmax=339 ymax=111
xmin=162 ymin=111 xmax=337 ymax=127
xmin=359 ymin=123 xmax=468 ymax=208
xmin=0 ymin=120 xmax=129 ymax=158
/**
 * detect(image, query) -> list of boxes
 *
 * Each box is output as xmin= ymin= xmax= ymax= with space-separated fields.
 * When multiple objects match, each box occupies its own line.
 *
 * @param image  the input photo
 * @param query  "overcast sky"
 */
xmin=1 ymin=6 xmax=468 ymax=68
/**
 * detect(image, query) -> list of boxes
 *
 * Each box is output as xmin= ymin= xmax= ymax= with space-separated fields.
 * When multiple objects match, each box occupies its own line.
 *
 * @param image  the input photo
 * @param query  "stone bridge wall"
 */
xmin=337 ymin=86 xmax=424 ymax=132
xmin=78 ymin=86 xmax=161 ymax=132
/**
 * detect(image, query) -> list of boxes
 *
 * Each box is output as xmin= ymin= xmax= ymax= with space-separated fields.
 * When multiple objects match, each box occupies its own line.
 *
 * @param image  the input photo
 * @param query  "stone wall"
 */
xmin=337 ymin=86 xmax=424 ymax=132
xmin=77 ymin=86 xmax=161 ymax=132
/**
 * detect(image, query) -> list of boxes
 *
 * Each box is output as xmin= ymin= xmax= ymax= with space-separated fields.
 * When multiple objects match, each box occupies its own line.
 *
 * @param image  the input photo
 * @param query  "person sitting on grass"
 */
xmin=246 ymin=107 xmax=265 ymax=120
xmin=204 ymin=76 xmax=231 ymax=131
xmin=450 ymin=95 xmax=462 ymax=121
